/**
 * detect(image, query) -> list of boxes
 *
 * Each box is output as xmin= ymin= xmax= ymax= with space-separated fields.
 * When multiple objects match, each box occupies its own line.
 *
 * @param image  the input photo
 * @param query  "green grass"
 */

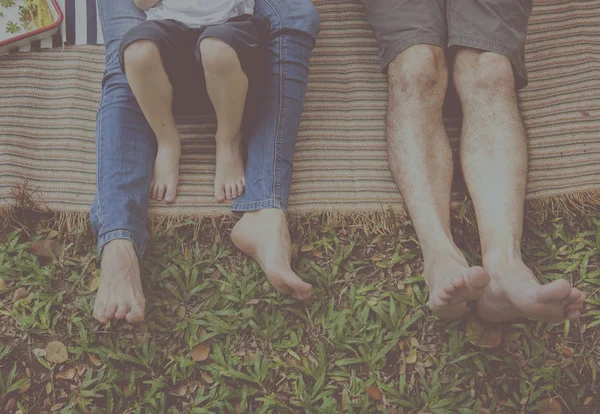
xmin=0 ymin=211 xmax=599 ymax=413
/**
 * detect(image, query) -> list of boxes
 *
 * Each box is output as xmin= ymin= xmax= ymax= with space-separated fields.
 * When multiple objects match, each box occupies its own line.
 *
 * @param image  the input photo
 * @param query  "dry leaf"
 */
xmin=365 ymin=385 xmax=383 ymax=401
xmin=88 ymin=354 xmax=101 ymax=367
xmin=45 ymin=341 xmax=68 ymax=363
xmin=5 ymin=398 xmax=16 ymax=412
xmin=0 ymin=278 xmax=5 ymax=289
xmin=176 ymin=305 xmax=186 ymax=320
xmin=169 ymin=384 xmax=188 ymax=397
xmin=538 ymin=398 xmax=562 ymax=414
xmin=313 ymin=250 xmax=324 ymax=258
xmin=51 ymin=403 xmax=65 ymax=412
xmin=46 ymin=382 xmax=52 ymax=394
xmin=88 ymin=276 xmax=100 ymax=293
xmin=201 ymin=371 xmax=214 ymax=384
xmin=405 ymin=350 xmax=418 ymax=364
xmin=466 ymin=319 xmax=502 ymax=348
xmin=544 ymin=360 xmax=559 ymax=367
xmin=184 ymin=247 xmax=190 ymax=261
xmin=191 ymin=344 xmax=210 ymax=361
xmin=341 ymin=388 xmax=348 ymax=412
xmin=301 ymin=244 xmax=314 ymax=252
xmin=12 ymin=287 xmax=30 ymax=303
xmin=56 ymin=367 xmax=76 ymax=380
xmin=19 ymin=379 xmax=31 ymax=394
xmin=29 ymin=240 xmax=60 ymax=258
xmin=560 ymin=348 xmax=573 ymax=358
xmin=409 ymin=337 xmax=419 ymax=347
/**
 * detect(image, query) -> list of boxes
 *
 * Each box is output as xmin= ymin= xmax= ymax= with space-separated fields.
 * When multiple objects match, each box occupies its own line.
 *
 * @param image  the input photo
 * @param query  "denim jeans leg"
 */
xmin=232 ymin=0 xmax=321 ymax=213
xmin=90 ymin=0 xmax=155 ymax=258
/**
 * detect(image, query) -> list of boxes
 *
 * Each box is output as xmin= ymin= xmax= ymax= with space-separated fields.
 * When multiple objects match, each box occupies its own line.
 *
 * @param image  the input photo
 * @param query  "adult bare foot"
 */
xmin=93 ymin=239 xmax=146 ymax=324
xmin=215 ymin=133 xmax=245 ymax=202
xmin=231 ymin=209 xmax=312 ymax=300
xmin=151 ymin=140 xmax=181 ymax=204
xmin=425 ymin=251 xmax=490 ymax=320
xmin=477 ymin=256 xmax=586 ymax=323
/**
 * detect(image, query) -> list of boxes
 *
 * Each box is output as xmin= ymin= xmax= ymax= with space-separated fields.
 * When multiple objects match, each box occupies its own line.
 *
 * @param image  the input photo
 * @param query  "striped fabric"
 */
xmin=1 ymin=0 xmax=599 ymax=217
xmin=9 ymin=0 xmax=102 ymax=53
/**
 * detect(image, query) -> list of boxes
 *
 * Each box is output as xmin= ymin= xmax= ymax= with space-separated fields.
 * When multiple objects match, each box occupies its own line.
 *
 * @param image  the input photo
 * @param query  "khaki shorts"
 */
xmin=361 ymin=0 xmax=533 ymax=89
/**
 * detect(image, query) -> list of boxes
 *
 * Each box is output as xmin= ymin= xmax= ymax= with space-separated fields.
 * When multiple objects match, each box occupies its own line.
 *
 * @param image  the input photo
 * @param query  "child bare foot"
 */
xmin=477 ymin=258 xmax=586 ymax=323
xmin=151 ymin=140 xmax=181 ymax=204
xmin=214 ymin=133 xmax=245 ymax=202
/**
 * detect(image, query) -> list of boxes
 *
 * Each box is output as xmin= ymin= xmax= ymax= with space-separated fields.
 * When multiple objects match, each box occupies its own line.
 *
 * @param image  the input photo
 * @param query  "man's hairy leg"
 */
xmin=387 ymin=45 xmax=489 ymax=320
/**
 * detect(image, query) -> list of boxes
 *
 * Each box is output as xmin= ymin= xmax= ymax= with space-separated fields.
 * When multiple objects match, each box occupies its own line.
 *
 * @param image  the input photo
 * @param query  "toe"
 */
xmin=443 ymin=284 xmax=456 ymax=295
xmin=464 ymin=267 xmax=490 ymax=289
xmin=93 ymin=302 xmax=106 ymax=322
xmin=150 ymin=183 xmax=157 ymax=200
xmin=567 ymin=288 xmax=586 ymax=303
xmin=126 ymin=304 xmax=145 ymax=324
xmin=104 ymin=303 xmax=118 ymax=320
xmin=165 ymin=184 xmax=177 ymax=204
xmin=451 ymin=278 xmax=465 ymax=290
xmin=215 ymin=186 xmax=226 ymax=202
xmin=439 ymin=291 xmax=452 ymax=301
xmin=156 ymin=185 xmax=165 ymax=201
xmin=237 ymin=181 xmax=245 ymax=196
xmin=281 ymin=270 xmax=312 ymax=300
xmin=231 ymin=184 xmax=239 ymax=199
xmin=115 ymin=302 xmax=131 ymax=320
xmin=537 ymin=279 xmax=571 ymax=303
xmin=225 ymin=184 xmax=233 ymax=200
xmin=566 ymin=310 xmax=581 ymax=320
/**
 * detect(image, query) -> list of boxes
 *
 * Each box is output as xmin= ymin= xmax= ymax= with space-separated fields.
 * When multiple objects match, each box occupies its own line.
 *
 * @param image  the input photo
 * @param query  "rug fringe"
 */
xmin=3 ymin=189 xmax=600 ymax=237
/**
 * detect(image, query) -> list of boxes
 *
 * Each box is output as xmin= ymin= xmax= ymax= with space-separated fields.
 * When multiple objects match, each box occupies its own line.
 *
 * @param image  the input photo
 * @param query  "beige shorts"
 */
xmin=361 ymin=0 xmax=533 ymax=89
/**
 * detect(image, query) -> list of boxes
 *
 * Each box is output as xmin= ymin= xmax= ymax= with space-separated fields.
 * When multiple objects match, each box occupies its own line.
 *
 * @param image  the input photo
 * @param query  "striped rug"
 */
xmin=1 ymin=0 xmax=599 ymax=218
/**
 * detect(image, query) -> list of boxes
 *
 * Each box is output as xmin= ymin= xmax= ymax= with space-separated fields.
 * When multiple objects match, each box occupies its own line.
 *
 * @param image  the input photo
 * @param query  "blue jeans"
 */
xmin=91 ymin=0 xmax=320 ymax=257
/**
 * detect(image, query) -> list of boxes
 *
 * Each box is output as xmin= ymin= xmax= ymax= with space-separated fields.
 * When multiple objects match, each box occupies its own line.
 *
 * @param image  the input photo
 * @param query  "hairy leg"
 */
xmin=386 ymin=45 xmax=489 ymax=319
xmin=454 ymin=49 xmax=585 ymax=323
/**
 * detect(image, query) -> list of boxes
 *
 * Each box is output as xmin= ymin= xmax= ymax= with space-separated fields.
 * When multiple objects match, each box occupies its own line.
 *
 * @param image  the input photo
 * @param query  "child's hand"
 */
xmin=133 ymin=0 xmax=159 ymax=11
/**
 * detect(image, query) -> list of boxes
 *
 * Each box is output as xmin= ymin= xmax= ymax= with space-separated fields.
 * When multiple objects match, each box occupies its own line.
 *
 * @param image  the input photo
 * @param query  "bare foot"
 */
xmin=151 ymin=140 xmax=181 ymax=204
xmin=231 ymin=209 xmax=312 ymax=300
xmin=426 ymin=251 xmax=490 ymax=320
xmin=477 ymin=258 xmax=586 ymax=323
xmin=93 ymin=240 xmax=146 ymax=324
xmin=215 ymin=133 xmax=245 ymax=202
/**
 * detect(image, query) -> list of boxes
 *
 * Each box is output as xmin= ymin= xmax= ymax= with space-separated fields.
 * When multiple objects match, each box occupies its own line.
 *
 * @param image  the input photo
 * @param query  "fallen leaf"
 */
xmin=51 ymin=403 xmax=65 ymax=412
xmin=341 ymin=388 xmax=348 ymax=411
xmin=45 ymin=341 xmax=68 ymax=363
xmin=12 ymin=287 xmax=30 ymax=303
xmin=313 ymin=250 xmax=324 ymax=258
xmin=365 ymin=385 xmax=383 ymax=401
xmin=538 ymin=398 xmax=562 ymax=414
xmin=405 ymin=350 xmax=417 ymax=364
xmin=544 ymin=359 xmax=559 ymax=367
xmin=29 ymin=240 xmax=60 ymax=258
xmin=18 ymin=379 xmax=31 ymax=394
xmin=584 ymin=397 xmax=592 ymax=406
xmin=560 ymin=348 xmax=573 ymax=358
xmin=176 ymin=305 xmax=186 ymax=320
xmin=466 ymin=319 xmax=502 ymax=348
xmin=301 ymin=244 xmax=314 ymax=252
xmin=409 ymin=337 xmax=419 ymax=348
xmin=46 ymin=382 xmax=52 ymax=394
xmin=88 ymin=354 xmax=101 ymax=367
xmin=540 ymin=333 xmax=551 ymax=341
xmin=169 ymin=384 xmax=187 ymax=397
xmin=5 ymin=398 xmax=16 ymax=412
xmin=0 ymin=278 xmax=5 ymax=289
xmin=201 ymin=371 xmax=214 ymax=384
xmin=56 ymin=367 xmax=76 ymax=380
xmin=191 ymin=344 xmax=210 ymax=361
xmin=88 ymin=276 xmax=100 ymax=293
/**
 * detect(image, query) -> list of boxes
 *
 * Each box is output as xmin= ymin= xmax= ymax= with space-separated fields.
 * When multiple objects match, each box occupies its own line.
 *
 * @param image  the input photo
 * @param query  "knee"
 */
xmin=388 ymin=45 xmax=447 ymax=96
xmin=199 ymin=38 xmax=242 ymax=75
xmin=122 ymin=40 xmax=161 ymax=74
xmin=266 ymin=0 xmax=321 ymax=39
xmin=455 ymin=51 xmax=515 ymax=93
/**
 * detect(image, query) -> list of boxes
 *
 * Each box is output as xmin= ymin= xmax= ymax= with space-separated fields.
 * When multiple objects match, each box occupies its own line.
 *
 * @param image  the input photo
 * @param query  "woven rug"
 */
xmin=1 ymin=0 xmax=599 ymax=219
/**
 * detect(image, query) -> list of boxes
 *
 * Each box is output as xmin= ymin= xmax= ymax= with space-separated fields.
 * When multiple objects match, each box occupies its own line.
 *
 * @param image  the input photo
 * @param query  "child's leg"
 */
xmin=123 ymin=39 xmax=180 ymax=203
xmin=199 ymin=37 xmax=248 ymax=202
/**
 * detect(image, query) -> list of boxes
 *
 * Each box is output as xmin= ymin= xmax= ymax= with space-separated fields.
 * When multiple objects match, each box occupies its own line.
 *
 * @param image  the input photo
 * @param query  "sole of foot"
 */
xmin=477 ymin=264 xmax=586 ymax=323
xmin=428 ymin=263 xmax=491 ymax=320
xmin=151 ymin=140 xmax=180 ymax=204
xmin=93 ymin=239 xmax=146 ymax=324
xmin=231 ymin=209 xmax=312 ymax=300
xmin=214 ymin=135 xmax=245 ymax=202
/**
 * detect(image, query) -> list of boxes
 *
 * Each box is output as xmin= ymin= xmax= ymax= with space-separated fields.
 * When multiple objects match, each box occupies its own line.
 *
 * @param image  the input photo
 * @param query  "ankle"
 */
xmin=102 ymin=239 xmax=137 ymax=261
xmin=482 ymin=248 xmax=522 ymax=270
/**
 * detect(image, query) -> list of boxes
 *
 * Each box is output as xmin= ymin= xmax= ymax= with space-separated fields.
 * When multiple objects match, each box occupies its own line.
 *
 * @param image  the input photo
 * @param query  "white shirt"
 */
xmin=146 ymin=0 xmax=255 ymax=28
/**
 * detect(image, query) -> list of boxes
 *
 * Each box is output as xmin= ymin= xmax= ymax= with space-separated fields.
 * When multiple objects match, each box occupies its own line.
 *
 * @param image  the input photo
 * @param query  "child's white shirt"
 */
xmin=146 ymin=0 xmax=255 ymax=27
